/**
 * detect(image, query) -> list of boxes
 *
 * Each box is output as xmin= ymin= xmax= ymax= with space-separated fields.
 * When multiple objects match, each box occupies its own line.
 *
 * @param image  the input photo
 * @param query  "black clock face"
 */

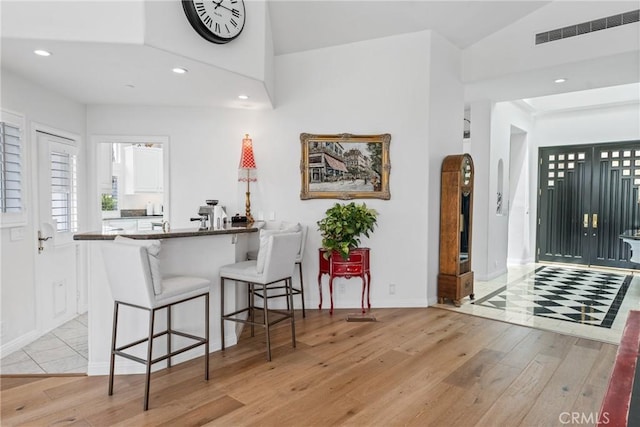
xmin=182 ymin=0 xmax=246 ymax=44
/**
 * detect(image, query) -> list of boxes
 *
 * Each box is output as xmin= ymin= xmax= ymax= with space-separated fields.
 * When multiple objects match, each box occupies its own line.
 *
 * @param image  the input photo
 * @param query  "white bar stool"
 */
xmin=102 ymin=237 xmax=211 ymax=410
xmin=247 ymin=222 xmax=308 ymax=317
xmin=220 ymin=232 xmax=301 ymax=361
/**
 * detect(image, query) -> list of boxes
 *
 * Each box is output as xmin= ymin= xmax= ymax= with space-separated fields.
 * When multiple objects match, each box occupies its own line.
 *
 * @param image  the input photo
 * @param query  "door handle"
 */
xmin=592 ymin=214 xmax=598 ymax=229
xmin=583 ymin=214 xmax=589 ymax=228
xmin=38 ymin=230 xmax=52 ymax=253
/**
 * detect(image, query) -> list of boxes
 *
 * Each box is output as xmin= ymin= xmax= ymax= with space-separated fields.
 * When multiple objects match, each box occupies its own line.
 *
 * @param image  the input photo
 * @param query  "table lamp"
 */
xmin=238 ymin=134 xmax=256 ymax=224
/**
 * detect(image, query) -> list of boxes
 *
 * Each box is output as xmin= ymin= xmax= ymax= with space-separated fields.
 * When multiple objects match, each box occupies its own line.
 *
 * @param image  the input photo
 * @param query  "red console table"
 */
xmin=317 ymin=248 xmax=371 ymax=315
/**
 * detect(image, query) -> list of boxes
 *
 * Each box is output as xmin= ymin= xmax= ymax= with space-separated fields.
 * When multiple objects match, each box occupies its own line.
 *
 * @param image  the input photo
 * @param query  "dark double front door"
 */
xmin=537 ymin=141 xmax=640 ymax=269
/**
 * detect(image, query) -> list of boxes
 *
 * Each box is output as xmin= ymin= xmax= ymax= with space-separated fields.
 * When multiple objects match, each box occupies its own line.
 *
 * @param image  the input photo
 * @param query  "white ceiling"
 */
xmin=1 ymin=38 xmax=272 ymax=109
xmin=1 ymin=0 xmax=637 ymax=112
xmin=522 ymin=82 xmax=640 ymax=113
xmin=268 ymin=1 xmax=550 ymax=55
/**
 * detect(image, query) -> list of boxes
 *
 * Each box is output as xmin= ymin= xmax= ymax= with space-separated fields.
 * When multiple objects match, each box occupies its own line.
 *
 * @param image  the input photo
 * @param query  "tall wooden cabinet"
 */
xmin=438 ymin=154 xmax=474 ymax=306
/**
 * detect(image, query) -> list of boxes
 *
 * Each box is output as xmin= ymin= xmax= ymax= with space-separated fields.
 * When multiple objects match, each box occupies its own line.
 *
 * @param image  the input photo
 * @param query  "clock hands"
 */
xmin=212 ymin=0 xmax=233 ymax=13
xmin=185 ymin=0 xmax=245 ymax=43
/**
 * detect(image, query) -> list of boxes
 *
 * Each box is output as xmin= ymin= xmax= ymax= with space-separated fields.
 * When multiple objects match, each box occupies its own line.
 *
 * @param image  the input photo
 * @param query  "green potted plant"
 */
xmin=101 ymin=193 xmax=117 ymax=211
xmin=317 ymin=202 xmax=378 ymax=260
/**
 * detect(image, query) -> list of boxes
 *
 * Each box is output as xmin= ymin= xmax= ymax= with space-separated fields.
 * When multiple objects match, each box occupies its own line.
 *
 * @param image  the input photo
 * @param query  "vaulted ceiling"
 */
xmin=268 ymin=1 xmax=550 ymax=54
xmin=1 ymin=1 xmax=637 ymax=111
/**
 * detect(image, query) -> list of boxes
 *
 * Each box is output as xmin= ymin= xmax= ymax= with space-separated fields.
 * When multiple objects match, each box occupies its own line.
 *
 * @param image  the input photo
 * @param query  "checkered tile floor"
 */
xmin=473 ymin=266 xmax=633 ymax=328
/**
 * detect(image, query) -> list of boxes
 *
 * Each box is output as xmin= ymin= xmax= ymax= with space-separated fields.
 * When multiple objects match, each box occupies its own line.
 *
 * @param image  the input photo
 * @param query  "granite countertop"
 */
xmin=620 ymin=230 xmax=640 ymax=240
xmin=74 ymin=223 xmax=258 ymax=240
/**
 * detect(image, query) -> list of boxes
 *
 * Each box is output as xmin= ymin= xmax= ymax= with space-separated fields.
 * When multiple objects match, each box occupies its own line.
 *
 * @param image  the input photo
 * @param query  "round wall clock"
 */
xmin=182 ymin=0 xmax=246 ymax=44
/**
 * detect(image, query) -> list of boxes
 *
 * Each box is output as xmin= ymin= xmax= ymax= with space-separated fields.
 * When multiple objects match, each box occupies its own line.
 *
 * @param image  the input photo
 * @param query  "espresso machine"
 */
xmin=191 ymin=199 xmax=227 ymax=229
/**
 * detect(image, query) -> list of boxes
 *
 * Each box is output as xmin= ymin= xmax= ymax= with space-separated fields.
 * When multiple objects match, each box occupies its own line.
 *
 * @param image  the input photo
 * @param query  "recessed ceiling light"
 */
xmin=238 ymin=95 xmax=249 ymax=100
xmin=34 ymin=49 xmax=51 ymax=57
xmin=172 ymin=67 xmax=188 ymax=74
xmin=554 ymin=78 xmax=567 ymax=83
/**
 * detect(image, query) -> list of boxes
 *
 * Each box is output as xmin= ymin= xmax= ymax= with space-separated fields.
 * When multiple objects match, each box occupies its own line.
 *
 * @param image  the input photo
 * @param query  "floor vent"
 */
xmin=535 ymin=9 xmax=639 ymax=45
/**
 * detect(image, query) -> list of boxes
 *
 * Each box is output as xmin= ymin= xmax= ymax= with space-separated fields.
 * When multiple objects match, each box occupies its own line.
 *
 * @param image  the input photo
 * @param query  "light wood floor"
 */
xmin=1 ymin=308 xmax=617 ymax=426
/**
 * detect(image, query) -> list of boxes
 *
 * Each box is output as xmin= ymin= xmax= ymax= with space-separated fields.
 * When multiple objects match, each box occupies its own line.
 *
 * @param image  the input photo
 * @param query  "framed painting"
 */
xmin=300 ymin=133 xmax=391 ymax=200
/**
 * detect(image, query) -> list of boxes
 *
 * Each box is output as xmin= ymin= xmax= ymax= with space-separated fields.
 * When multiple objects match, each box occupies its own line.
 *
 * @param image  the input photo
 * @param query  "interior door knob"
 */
xmin=37 ymin=230 xmax=52 ymax=253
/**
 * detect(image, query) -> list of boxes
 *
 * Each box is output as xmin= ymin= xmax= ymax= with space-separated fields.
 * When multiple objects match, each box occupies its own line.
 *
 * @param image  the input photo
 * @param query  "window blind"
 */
xmin=51 ymin=150 xmax=78 ymax=232
xmin=0 ymin=121 xmax=23 ymax=214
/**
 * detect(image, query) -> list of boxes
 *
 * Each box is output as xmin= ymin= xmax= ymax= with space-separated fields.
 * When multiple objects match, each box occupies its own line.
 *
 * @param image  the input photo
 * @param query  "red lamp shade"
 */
xmin=238 ymin=134 xmax=257 ymax=183
xmin=239 ymin=134 xmax=256 ymax=169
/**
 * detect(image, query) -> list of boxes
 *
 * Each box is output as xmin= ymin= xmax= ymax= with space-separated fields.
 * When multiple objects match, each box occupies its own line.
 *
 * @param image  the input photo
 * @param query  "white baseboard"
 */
xmin=475 ymin=267 xmax=508 ymax=282
xmin=507 ymin=257 xmax=535 ymax=265
xmin=426 ymin=296 xmax=440 ymax=306
xmin=0 ymin=330 xmax=40 ymax=357
xmin=319 ymin=298 xmax=429 ymax=311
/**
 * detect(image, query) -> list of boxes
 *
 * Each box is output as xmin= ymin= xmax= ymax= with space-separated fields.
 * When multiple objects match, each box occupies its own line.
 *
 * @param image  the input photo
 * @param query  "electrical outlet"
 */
xmin=339 ymin=283 xmax=346 ymax=294
xmin=389 ymin=284 xmax=396 ymax=295
xmin=0 ymin=321 xmax=4 ymax=339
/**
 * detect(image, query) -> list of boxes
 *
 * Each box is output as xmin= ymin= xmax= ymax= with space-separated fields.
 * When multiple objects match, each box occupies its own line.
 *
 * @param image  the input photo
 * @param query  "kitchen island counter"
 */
xmin=75 ymin=224 xmax=258 ymax=376
xmin=74 ymin=223 xmax=258 ymax=240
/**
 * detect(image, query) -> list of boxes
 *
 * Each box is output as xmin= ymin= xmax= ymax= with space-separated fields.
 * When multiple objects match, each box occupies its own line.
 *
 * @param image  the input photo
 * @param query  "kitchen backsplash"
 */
xmin=119 ymin=193 xmax=163 ymax=211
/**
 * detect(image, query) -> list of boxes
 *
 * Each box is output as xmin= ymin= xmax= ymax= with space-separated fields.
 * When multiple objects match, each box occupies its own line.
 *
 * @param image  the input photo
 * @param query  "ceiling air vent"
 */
xmin=536 ymin=9 xmax=639 ymax=45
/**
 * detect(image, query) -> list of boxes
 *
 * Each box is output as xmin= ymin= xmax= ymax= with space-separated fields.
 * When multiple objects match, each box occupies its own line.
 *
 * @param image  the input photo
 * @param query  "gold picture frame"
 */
xmin=300 ymin=133 xmax=391 ymax=200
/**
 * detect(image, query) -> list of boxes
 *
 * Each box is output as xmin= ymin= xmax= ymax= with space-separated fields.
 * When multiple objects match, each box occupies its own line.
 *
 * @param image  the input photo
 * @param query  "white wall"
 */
xmin=263 ymin=4 xmax=276 ymax=104
xmin=261 ymin=30 xmax=440 ymax=309
xmin=0 ymin=69 xmax=86 ymax=350
xmin=490 ymin=102 xmax=535 ymax=274
xmin=533 ymin=103 xmax=640 ymax=147
xmin=472 ymin=101 xmax=535 ymax=279
xmin=507 ymin=129 xmax=532 ymax=264
xmin=87 ymin=30 xmax=449 ymax=310
xmin=426 ymin=32 xmax=464 ymax=303
xmin=469 ymin=100 xmax=492 ymax=279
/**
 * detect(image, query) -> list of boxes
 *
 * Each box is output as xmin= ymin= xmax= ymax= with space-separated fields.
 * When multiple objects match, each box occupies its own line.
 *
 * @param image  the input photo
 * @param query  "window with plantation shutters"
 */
xmin=0 ymin=111 xmax=26 ymax=227
xmin=0 ymin=121 xmax=22 ymax=213
xmin=50 ymin=149 xmax=78 ymax=233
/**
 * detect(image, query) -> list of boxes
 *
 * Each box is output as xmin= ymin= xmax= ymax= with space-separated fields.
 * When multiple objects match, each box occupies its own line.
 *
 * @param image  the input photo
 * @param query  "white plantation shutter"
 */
xmin=50 ymin=149 xmax=78 ymax=233
xmin=0 ymin=111 xmax=26 ymax=226
xmin=0 ymin=121 xmax=22 ymax=213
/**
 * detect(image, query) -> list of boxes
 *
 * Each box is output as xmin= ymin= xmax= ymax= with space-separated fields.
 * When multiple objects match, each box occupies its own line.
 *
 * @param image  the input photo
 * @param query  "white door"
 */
xmin=35 ymin=131 xmax=79 ymax=332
